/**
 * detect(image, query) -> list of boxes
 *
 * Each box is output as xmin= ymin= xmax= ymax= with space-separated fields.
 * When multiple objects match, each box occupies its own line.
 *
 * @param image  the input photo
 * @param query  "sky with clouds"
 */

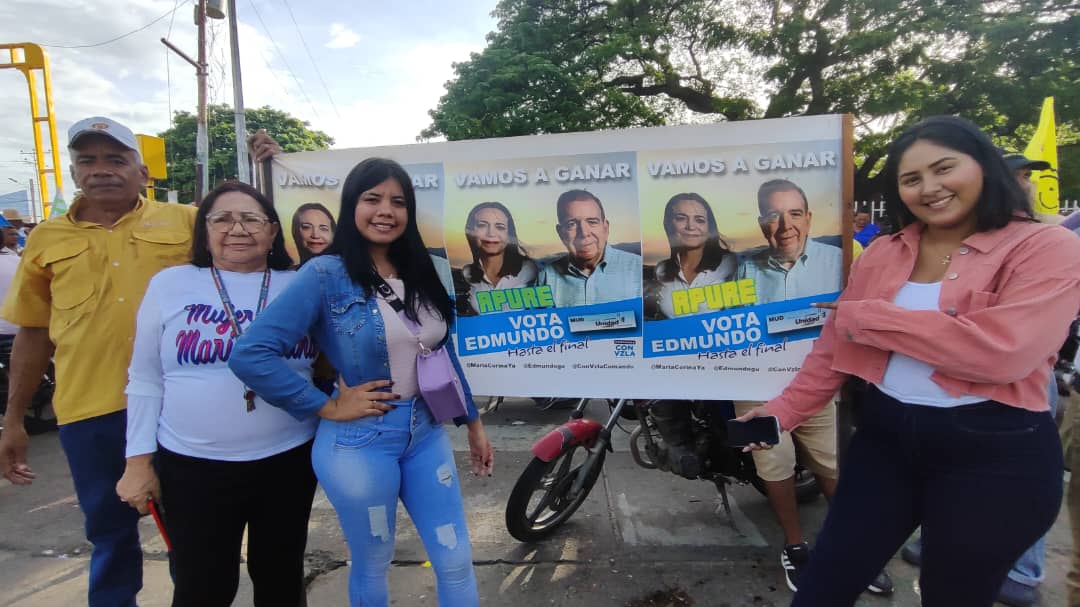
xmin=0 ymin=0 xmax=497 ymax=212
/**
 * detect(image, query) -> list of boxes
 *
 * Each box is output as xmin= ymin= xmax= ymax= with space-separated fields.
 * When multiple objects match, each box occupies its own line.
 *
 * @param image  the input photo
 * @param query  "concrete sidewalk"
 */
xmin=0 ymin=399 xmax=1072 ymax=606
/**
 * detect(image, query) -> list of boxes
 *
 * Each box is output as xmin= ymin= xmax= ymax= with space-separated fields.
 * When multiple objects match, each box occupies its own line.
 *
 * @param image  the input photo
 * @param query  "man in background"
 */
xmin=853 ymin=207 xmax=879 ymax=247
xmin=1 ymin=226 xmax=20 ymax=256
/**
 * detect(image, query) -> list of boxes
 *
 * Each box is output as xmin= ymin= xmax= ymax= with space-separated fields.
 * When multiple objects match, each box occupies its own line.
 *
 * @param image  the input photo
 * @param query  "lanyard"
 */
xmin=209 ymin=266 xmax=271 ymax=338
xmin=209 ymin=266 xmax=271 ymax=411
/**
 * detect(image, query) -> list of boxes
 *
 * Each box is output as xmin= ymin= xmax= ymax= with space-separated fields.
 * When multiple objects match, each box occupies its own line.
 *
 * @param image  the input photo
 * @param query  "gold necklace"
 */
xmin=922 ymin=240 xmax=955 ymax=267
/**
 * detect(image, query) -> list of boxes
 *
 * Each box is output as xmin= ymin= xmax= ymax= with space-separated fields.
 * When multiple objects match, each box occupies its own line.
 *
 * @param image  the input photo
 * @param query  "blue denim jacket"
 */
xmin=229 ymin=255 xmax=479 ymax=425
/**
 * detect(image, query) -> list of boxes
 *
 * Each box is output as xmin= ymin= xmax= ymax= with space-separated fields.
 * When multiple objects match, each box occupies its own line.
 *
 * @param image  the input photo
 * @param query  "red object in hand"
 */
xmin=147 ymin=499 xmax=172 ymax=553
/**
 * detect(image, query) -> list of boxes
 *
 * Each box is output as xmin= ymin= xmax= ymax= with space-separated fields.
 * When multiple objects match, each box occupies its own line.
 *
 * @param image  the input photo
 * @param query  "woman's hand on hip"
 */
xmin=317 ymin=377 xmax=398 ymax=422
xmin=466 ymin=420 xmax=495 ymax=477
xmin=116 ymin=455 xmax=160 ymax=515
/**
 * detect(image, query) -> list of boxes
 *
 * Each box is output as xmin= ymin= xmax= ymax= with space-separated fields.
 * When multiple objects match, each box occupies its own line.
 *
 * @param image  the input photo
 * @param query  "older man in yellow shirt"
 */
xmin=0 ymin=116 xmax=278 ymax=606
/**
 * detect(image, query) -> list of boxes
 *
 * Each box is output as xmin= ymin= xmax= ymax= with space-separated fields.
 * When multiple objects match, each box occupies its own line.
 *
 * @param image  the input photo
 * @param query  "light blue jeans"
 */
xmin=312 ymin=398 xmax=479 ymax=607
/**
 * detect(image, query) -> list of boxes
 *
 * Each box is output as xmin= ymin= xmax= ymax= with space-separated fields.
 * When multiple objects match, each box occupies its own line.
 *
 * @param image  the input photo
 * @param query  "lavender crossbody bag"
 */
xmin=374 ymin=280 xmax=468 ymax=423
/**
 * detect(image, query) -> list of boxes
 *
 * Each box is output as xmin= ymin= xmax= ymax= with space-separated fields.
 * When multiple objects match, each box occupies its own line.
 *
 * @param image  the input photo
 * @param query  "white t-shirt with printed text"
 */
xmin=125 ymin=264 xmax=318 ymax=460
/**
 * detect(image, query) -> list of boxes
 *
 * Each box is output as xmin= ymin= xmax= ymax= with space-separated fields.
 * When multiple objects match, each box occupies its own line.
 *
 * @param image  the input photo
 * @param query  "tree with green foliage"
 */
xmin=157 ymin=105 xmax=333 ymax=202
xmin=424 ymin=0 xmax=1078 ymax=199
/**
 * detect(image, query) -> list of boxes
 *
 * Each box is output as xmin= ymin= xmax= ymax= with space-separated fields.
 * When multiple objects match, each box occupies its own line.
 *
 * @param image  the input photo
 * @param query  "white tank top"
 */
xmin=876 ymin=281 xmax=984 ymax=407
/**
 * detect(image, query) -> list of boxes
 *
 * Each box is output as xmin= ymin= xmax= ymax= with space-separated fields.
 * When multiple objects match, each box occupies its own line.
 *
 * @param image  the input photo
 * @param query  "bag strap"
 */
xmin=372 ymin=276 xmax=433 ymax=355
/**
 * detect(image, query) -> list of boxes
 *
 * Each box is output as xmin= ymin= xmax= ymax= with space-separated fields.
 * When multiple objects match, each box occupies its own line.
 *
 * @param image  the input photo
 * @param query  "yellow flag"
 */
xmin=1023 ymin=97 xmax=1059 ymax=215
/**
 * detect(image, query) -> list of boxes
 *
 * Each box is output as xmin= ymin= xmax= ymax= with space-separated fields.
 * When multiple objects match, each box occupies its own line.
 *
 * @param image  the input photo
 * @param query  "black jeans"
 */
xmin=156 ymin=440 xmax=318 ymax=607
xmin=793 ymin=386 xmax=1063 ymax=607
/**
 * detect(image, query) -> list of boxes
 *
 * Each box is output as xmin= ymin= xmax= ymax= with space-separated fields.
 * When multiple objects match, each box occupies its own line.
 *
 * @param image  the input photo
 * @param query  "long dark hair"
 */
xmin=191 ymin=181 xmax=293 ymax=270
xmin=880 ymin=116 xmax=1033 ymax=231
xmin=291 ymin=202 xmax=337 ymax=265
xmin=662 ymin=193 xmax=730 ymax=272
xmin=326 ymin=157 xmax=453 ymax=322
xmin=463 ymin=201 xmax=529 ymax=282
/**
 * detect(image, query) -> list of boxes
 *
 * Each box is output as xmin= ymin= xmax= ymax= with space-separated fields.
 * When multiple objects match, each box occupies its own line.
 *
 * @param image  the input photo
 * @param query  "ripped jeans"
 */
xmin=312 ymin=398 xmax=478 ymax=607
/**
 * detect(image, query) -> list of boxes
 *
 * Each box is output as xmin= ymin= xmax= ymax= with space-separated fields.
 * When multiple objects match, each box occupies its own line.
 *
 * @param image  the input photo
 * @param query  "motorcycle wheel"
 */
xmin=750 ymin=465 xmax=820 ymax=505
xmin=0 ymin=362 xmax=57 ymax=436
xmin=505 ymin=443 xmax=606 ymax=542
xmin=25 ymin=390 xmax=57 ymax=435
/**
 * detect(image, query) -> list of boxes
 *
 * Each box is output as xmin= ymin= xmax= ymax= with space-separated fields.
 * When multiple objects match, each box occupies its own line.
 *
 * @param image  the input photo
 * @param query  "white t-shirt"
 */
xmin=461 ymin=259 xmax=539 ymax=314
xmin=125 ymin=265 xmax=318 ymax=460
xmin=654 ymin=254 xmax=738 ymax=318
xmin=876 ymin=281 xmax=984 ymax=407
xmin=0 ymin=253 xmax=21 ymax=335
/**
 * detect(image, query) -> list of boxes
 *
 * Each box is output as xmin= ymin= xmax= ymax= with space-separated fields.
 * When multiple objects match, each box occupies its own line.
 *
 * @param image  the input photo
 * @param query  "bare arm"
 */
xmin=0 ymin=327 xmax=54 ymax=484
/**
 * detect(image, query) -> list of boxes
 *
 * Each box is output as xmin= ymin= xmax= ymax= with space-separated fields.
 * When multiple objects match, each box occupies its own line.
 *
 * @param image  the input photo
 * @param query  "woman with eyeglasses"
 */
xmin=115 ymin=182 xmax=323 ymax=607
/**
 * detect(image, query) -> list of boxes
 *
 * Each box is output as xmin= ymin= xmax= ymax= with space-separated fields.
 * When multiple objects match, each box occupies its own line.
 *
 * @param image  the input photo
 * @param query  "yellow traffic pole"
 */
xmin=0 ymin=43 xmax=64 ymax=219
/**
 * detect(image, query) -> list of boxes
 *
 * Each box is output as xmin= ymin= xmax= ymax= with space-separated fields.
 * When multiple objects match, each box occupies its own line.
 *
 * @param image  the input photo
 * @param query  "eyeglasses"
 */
xmin=206 ymin=211 xmax=272 ymax=234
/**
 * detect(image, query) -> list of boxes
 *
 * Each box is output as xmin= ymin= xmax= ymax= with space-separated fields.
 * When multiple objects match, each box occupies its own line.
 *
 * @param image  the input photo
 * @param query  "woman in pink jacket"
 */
xmin=740 ymin=115 xmax=1080 ymax=606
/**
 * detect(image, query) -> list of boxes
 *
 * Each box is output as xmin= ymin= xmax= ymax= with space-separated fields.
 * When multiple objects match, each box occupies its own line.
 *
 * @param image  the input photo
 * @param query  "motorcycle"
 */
xmin=505 ymin=398 xmax=820 ymax=543
xmin=0 ymin=336 xmax=57 ymax=435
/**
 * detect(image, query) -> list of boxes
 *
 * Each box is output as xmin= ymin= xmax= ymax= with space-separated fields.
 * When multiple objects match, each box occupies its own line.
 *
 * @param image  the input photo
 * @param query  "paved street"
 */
xmin=0 ymin=399 xmax=1073 ymax=606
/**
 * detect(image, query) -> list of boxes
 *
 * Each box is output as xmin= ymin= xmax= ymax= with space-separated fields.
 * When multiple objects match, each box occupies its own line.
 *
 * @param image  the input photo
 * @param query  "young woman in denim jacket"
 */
xmin=739 ymin=116 xmax=1080 ymax=606
xmin=230 ymin=158 xmax=494 ymax=607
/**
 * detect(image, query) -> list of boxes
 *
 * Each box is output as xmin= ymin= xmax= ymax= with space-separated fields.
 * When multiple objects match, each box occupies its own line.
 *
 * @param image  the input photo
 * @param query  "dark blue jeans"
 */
xmin=58 ymin=410 xmax=143 ymax=607
xmin=792 ymin=387 xmax=1063 ymax=607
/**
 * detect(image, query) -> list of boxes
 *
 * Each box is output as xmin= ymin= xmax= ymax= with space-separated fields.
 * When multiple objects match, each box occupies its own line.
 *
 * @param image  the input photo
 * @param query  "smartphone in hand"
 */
xmin=725 ymin=416 xmax=781 ymax=448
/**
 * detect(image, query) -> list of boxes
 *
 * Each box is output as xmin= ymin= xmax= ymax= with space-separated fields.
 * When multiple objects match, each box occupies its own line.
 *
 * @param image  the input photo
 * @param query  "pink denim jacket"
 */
xmin=763 ymin=219 xmax=1080 ymax=431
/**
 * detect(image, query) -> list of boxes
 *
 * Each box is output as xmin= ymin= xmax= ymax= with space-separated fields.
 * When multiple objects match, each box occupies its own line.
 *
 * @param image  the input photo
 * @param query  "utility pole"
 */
xmin=162 ymin=0 xmax=221 ymax=204
xmin=195 ymin=0 xmax=209 ymax=203
xmin=27 ymin=179 xmax=37 ymax=222
xmin=227 ymin=0 xmax=250 ymax=184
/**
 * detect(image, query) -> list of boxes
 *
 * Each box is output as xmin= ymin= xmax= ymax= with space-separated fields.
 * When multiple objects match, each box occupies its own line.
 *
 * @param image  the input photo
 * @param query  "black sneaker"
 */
xmin=900 ymin=540 xmax=922 ymax=567
xmin=781 ymin=543 xmax=810 ymax=591
xmin=867 ymin=569 xmax=894 ymax=595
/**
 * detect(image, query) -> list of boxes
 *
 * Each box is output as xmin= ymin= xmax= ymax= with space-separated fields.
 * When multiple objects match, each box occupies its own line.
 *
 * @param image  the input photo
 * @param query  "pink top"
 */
xmin=763 ymin=219 xmax=1080 ymax=431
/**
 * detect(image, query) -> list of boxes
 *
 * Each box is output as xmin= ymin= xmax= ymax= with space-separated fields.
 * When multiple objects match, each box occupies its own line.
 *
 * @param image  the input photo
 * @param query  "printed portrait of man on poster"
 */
xmin=637 ymin=139 xmax=844 ymax=394
xmin=268 ymin=115 xmax=851 ymax=402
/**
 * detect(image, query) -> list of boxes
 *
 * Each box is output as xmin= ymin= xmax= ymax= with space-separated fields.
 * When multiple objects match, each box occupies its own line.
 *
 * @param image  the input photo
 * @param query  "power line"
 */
xmin=245 ymin=0 xmax=321 ymax=120
xmin=278 ymin=0 xmax=341 ymax=119
xmin=165 ymin=0 xmax=185 ymax=125
xmin=167 ymin=0 xmax=186 ymax=37
xmin=39 ymin=5 xmax=185 ymax=49
xmin=253 ymin=49 xmax=291 ymax=102
xmin=208 ymin=19 xmax=229 ymax=106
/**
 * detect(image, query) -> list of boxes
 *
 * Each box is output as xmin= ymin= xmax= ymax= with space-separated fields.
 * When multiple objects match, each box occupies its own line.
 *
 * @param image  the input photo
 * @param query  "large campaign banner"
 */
xmin=270 ymin=115 xmax=851 ymax=401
